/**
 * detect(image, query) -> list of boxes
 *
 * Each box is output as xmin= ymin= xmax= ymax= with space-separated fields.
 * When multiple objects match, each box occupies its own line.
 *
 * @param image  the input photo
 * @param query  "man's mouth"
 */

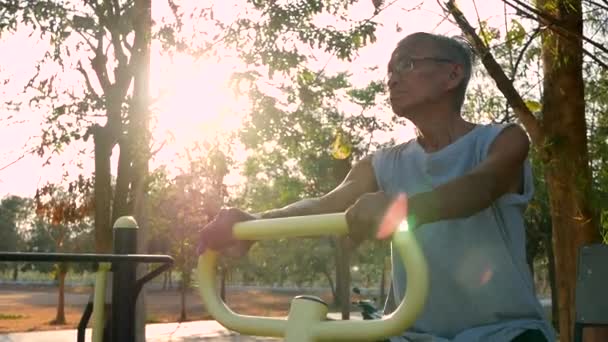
xmin=390 ymin=90 xmax=406 ymax=98
xmin=390 ymin=93 xmax=404 ymax=102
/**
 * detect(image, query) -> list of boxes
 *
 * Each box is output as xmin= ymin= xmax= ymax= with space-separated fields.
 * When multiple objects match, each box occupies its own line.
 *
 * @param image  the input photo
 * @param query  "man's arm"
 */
xmin=259 ymin=155 xmax=379 ymax=219
xmin=409 ymin=125 xmax=530 ymax=226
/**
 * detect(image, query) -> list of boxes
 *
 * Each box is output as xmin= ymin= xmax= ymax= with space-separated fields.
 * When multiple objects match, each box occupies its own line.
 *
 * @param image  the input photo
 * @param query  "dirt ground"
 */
xmin=0 ymin=284 xmax=334 ymax=333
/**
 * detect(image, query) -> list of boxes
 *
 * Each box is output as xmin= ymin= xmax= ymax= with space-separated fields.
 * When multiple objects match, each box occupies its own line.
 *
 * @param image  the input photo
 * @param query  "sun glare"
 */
xmin=151 ymin=54 xmax=250 ymax=168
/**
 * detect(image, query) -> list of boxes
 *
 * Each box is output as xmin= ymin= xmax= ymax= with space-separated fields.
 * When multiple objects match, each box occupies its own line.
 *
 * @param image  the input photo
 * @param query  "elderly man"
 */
xmin=198 ymin=32 xmax=555 ymax=342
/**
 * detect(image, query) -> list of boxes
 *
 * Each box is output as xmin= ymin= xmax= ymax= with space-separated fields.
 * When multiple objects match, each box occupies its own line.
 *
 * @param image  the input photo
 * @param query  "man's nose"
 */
xmin=387 ymin=74 xmax=398 ymax=90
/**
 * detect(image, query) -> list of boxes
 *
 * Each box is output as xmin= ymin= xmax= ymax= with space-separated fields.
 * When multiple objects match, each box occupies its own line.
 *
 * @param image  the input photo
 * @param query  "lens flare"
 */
xmin=398 ymin=219 xmax=409 ymax=232
xmin=376 ymin=193 xmax=409 ymax=240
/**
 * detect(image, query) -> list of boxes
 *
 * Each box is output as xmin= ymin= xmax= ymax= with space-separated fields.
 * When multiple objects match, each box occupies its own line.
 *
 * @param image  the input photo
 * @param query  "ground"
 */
xmin=0 ymin=284 xmax=335 ymax=333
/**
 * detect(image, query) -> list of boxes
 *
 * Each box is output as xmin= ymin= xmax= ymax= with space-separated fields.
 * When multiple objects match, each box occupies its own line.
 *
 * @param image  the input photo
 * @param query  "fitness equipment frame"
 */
xmin=0 ymin=216 xmax=174 ymax=342
xmin=196 ymin=213 xmax=429 ymax=342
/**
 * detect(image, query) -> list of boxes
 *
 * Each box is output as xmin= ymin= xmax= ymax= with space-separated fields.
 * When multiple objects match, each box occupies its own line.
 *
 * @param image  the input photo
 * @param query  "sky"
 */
xmin=0 ymin=0 xmax=511 ymax=198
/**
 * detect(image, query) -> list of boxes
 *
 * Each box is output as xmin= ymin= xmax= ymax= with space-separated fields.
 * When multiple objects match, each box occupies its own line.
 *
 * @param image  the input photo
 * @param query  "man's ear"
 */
xmin=446 ymin=64 xmax=464 ymax=90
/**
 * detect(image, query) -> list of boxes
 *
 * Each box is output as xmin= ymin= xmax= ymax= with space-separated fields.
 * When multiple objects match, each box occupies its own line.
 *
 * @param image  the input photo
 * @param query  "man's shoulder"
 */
xmin=478 ymin=122 xmax=526 ymax=135
xmin=372 ymin=139 xmax=417 ymax=156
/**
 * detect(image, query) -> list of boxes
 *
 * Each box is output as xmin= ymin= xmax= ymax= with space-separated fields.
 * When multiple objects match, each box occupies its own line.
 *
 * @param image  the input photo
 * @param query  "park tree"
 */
xmin=1 ymin=0 xmax=394 ymax=321
xmin=443 ymin=0 xmax=608 ymax=340
xmin=189 ymin=0 xmax=403 ymax=317
xmin=146 ymin=168 xmax=175 ymax=290
xmin=147 ymin=144 xmax=230 ymax=321
xmin=235 ymin=73 xmax=392 ymax=314
xmin=2 ymin=1 xmax=153 ymax=338
xmin=34 ymin=176 xmax=94 ymax=325
xmin=0 ymin=195 xmax=32 ymax=280
xmin=0 ymin=0 xmax=153 ymax=252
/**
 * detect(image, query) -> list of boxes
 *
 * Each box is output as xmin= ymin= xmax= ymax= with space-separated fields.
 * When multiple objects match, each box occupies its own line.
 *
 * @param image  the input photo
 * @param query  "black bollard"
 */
xmin=111 ymin=216 xmax=138 ymax=342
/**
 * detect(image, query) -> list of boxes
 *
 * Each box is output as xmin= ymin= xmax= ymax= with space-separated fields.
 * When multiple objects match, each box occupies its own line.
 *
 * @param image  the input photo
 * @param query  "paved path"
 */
xmin=0 ymin=320 xmax=278 ymax=341
xmin=0 ymin=313 xmax=359 ymax=341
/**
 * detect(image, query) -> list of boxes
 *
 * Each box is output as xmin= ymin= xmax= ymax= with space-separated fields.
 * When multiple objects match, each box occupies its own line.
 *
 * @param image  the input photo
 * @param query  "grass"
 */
xmin=146 ymin=315 xmax=162 ymax=324
xmin=0 ymin=313 xmax=26 ymax=320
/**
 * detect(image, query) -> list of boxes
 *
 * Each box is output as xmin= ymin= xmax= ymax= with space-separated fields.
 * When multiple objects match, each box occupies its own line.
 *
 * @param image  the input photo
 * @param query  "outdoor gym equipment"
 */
xmin=352 ymin=287 xmax=383 ymax=320
xmin=0 ymin=216 xmax=174 ymax=342
xmin=196 ymin=213 xmax=429 ymax=342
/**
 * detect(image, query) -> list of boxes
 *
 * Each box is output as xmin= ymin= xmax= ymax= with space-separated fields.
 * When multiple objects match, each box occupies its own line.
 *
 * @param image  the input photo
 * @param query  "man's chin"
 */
xmin=391 ymin=106 xmax=411 ymax=119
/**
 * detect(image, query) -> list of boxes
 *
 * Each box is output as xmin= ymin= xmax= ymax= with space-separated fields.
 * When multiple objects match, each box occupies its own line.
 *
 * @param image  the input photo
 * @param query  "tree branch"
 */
xmin=503 ymin=0 xmax=608 ymax=57
xmin=512 ymin=26 xmax=541 ymax=80
xmin=109 ymin=36 xmax=130 ymax=98
xmin=583 ymin=0 xmax=608 ymax=12
xmin=76 ymin=61 xmax=100 ymax=99
xmin=0 ymin=154 xmax=27 ymax=172
xmin=0 ymin=146 xmax=38 ymax=172
xmin=75 ymin=30 xmax=97 ymax=52
xmin=503 ymin=0 xmax=608 ymax=69
xmin=504 ymin=2 xmax=514 ymax=73
xmin=111 ymin=0 xmax=121 ymax=19
xmin=91 ymin=31 xmax=110 ymax=93
xmin=102 ymin=1 xmax=130 ymax=95
xmin=150 ymin=140 xmax=167 ymax=157
xmin=444 ymin=0 xmax=543 ymax=145
xmin=471 ymin=0 xmax=489 ymax=45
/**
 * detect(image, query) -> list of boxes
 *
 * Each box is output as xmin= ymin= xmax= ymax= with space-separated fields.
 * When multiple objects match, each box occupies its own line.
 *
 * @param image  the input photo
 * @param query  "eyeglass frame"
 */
xmin=386 ymin=56 xmax=457 ymax=81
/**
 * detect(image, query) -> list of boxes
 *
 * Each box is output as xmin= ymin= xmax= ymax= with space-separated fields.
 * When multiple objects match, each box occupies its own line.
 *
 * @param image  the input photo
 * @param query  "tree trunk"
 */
xmin=12 ymin=264 xmax=18 ymax=281
xmin=538 ymin=1 xmax=602 ymax=340
xmin=163 ymin=271 xmax=173 ymax=290
xmin=220 ymin=267 xmax=227 ymax=302
xmin=111 ymin=140 xmax=132 ymax=226
xmin=547 ymin=230 xmax=559 ymax=329
xmin=93 ymin=128 xmax=114 ymax=253
xmin=335 ymin=237 xmax=351 ymax=319
xmin=52 ymin=266 xmax=67 ymax=325
xmin=131 ymin=1 xmax=152 ymax=341
xmin=379 ymin=259 xmax=387 ymax=305
xmin=242 ymin=270 xmax=252 ymax=285
xmin=527 ymin=244 xmax=537 ymax=282
xmin=179 ymin=279 xmax=187 ymax=322
xmin=321 ymin=268 xmax=336 ymax=303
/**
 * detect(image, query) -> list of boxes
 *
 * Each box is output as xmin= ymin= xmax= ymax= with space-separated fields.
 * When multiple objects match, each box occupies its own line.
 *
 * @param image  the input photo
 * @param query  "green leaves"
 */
xmin=478 ymin=21 xmax=500 ymax=46
xmin=71 ymin=15 xmax=96 ymax=33
xmin=347 ymin=80 xmax=385 ymax=109
xmin=524 ymin=99 xmax=542 ymax=112
xmin=224 ymin=0 xmax=378 ymax=76
xmin=331 ymin=131 xmax=352 ymax=160
xmin=506 ymin=19 xmax=526 ymax=48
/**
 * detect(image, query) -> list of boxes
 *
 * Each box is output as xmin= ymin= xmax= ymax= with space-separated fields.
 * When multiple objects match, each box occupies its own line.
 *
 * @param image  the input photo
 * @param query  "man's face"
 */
xmin=386 ymin=39 xmax=459 ymax=118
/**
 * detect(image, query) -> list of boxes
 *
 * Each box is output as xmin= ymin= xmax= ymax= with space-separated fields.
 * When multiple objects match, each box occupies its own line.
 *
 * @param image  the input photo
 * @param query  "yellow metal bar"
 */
xmin=197 ymin=213 xmax=429 ymax=341
xmin=92 ymin=262 xmax=111 ymax=342
xmin=233 ymin=213 xmax=348 ymax=240
xmin=310 ymin=229 xmax=428 ymax=341
xmin=197 ymin=251 xmax=286 ymax=337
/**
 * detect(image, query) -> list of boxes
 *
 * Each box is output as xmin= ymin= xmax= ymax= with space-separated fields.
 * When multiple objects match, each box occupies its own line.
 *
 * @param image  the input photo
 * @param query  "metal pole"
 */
xmin=92 ymin=262 xmax=111 ymax=342
xmin=112 ymin=216 xmax=138 ymax=342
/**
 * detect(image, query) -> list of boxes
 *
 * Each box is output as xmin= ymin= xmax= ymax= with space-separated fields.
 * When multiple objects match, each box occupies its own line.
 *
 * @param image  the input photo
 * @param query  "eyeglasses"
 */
xmin=387 ymin=56 xmax=455 ymax=80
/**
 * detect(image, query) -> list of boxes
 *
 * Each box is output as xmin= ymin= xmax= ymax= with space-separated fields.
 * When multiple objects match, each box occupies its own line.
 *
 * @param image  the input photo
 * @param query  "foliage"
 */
xmin=147 ymin=143 xmax=230 ymax=320
xmin=207 ymin=0 xmax=397 ymax=301
xmin=0 ymin=196 xmax=32 ymax=273
xmin=32 ymin=177 xmax=94 ymax=324
xmin=446 ymin=1 xmax=608 ymax=339
xmin=0 ymin=0 xmax=157 ymax=260
xmin=6 ymin=2 xmax=608 ymax=327
xmin=31 ymin=177 xmax=94 ymax=269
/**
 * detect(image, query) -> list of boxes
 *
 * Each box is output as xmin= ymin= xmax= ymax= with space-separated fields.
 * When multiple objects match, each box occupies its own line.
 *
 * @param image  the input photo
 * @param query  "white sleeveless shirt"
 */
xmin=372 ymin=124 xmax=555 ymax=342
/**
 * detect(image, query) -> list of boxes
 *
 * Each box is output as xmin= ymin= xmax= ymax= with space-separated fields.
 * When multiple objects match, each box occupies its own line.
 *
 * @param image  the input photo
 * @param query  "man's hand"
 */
xmin=345 ymin=191 xmax=408 ymax=245
xmin=197 ymin=208 xmax=257 ymax=256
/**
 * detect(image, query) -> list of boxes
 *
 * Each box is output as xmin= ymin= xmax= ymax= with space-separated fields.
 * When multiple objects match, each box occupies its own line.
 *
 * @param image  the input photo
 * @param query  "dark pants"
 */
xmin=512 ymin=329 xmax=548 ymax=342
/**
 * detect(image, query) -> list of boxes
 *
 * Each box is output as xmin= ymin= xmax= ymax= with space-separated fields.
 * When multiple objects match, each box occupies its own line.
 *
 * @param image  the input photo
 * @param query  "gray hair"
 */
xmin=398 ymin=32 xmax=476 ymax=110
